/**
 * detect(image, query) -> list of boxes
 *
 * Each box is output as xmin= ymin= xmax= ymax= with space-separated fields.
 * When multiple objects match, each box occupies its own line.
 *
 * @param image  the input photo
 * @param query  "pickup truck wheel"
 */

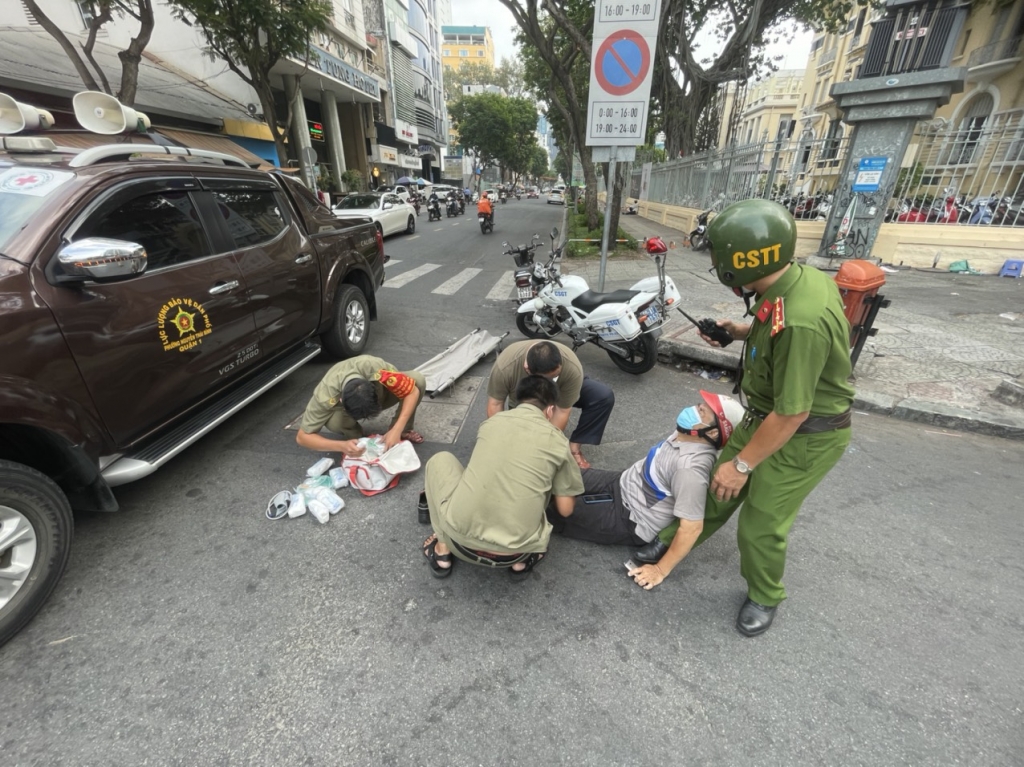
xmin=322 ymin=284 xmax=370 ymax=358
xmin=406 ymin=215 xmax=415 ymax=234
xmin=0 ymin=461 xmax=73 ymax=647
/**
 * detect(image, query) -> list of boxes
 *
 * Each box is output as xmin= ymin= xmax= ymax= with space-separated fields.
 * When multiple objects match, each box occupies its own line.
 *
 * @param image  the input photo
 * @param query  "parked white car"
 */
xmin=333 ymin=192 xmax=417 ymax=236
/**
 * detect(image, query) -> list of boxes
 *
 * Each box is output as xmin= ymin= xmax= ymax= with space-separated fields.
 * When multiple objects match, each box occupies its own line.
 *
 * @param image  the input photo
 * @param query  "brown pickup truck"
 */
xmin=0 ymin=139 xmax=385 ymax=645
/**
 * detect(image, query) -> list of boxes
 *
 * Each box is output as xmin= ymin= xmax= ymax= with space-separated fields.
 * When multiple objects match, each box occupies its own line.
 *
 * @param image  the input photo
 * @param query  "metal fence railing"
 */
xmin=628 ymin=113 xmax=1024 ymax=227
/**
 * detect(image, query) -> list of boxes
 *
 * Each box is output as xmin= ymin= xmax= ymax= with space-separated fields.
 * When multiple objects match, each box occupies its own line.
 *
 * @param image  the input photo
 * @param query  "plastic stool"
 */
xmin=998 ymin=259 xmax=1023 ymax=278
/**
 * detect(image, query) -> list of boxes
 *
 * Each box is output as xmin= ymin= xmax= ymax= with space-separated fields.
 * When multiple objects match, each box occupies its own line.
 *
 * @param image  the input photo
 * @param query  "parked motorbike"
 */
xmin=479 ymin=211 xmax=494 ymax=234
xmin=926 ymin=194 xmax=960 ymax=224
xmin=507 ymin=234 xmax=558 ymax=305
xmin=428 ymin=198 xmax=442 ymax=221
xmin=690 ymin=210 xmax=711 ymax=251
xmin=516 ymin=228 xmax=681 ymax=374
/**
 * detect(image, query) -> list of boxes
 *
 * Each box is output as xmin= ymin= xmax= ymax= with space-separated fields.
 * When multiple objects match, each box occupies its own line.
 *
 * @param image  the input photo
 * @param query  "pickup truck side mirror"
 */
xmin=56 ymin=238 xmax=148 ymax=282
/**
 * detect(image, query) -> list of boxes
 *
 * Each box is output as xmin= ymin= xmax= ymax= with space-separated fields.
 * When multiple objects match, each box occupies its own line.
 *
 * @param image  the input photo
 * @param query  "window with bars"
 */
xmin=943 ymin=94 xmax=994 ymax=166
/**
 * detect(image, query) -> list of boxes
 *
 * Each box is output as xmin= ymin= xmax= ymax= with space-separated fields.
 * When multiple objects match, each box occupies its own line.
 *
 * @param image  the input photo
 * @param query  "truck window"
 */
xmin=76 ymin=191 xmax=212 ymax=270
xmin=213 ymin=190 xmax=288 ymax=248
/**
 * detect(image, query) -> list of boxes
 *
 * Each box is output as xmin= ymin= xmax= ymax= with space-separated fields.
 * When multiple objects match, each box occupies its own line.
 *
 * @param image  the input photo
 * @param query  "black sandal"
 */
xmin=422 ymin=535 xmax=453 ymax=578
xmin=509 ymin=552 xmax=544 ymax=579
xmin=418 ymin=491 xmax=429 ymax=525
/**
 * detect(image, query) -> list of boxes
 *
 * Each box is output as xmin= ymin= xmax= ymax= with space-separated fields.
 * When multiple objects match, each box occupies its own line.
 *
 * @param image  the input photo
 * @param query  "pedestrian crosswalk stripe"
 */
xmin=383 ymin=263 xmax=441 ymax=288
xmin=432 ymin=268 xmax=482 ymax=295
xmin=384 ymin=259 xmax=402 ymax=268
xmin=485 ymin=270 xmax=515 ymax=301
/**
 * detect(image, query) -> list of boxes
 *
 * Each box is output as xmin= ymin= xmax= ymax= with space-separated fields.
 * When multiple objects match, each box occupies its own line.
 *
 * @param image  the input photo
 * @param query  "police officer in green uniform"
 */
xmin=634 ymin=199 xmax=854 ymax=636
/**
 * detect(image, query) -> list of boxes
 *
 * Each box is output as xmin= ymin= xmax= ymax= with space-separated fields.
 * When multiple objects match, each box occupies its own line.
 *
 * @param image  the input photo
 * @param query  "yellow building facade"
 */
xmin=441 ymin=26 xmax=495 ymax=70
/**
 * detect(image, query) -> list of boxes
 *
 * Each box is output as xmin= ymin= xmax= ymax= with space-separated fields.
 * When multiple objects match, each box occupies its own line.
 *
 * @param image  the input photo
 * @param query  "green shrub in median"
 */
xmin=565 ymin=211 xmax=638 ymax=258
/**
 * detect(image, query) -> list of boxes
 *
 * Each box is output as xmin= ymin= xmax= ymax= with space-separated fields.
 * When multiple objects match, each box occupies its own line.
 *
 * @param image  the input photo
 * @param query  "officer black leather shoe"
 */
xmin=418 ymin=491 xmax=429 ymax=525
xmin=633 ymin=539 xmax=668 ymax=564
xmin=736 ymin=598 xmax=777 ymax=637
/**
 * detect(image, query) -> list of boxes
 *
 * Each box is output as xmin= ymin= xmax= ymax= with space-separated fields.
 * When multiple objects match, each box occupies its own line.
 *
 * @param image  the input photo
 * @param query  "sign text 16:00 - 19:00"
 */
xmin=602 ymin=3 xmax=652 ymax=16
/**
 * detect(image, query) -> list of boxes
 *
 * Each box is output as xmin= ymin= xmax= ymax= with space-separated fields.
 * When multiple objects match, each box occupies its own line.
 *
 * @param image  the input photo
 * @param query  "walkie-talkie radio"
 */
xmin=677 ymin=308 xmax=734 ymax=347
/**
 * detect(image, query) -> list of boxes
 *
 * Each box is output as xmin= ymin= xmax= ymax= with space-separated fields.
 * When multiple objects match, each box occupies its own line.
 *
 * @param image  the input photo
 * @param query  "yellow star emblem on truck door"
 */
xmin=171 ymin=307 xmax=197 ymax=336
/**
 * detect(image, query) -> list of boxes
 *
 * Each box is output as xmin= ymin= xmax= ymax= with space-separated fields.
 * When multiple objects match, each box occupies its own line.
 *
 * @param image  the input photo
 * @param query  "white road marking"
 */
xmin=485 ymin=270 xmax=516 ymax=301
xmin=433 ymin=228 xmax=443 ymax=231
xmin=432 ymin=268 xmax=483 ymax=295
xmin=384 ymin=259 xmax=402 ymax=268
xmin=407 ymin=235 xmax=420 ymax=240
xmin=451 ymin=222 xmax=460 ymax=226
xmin=383 ymin=263 xmax=441 ymax=288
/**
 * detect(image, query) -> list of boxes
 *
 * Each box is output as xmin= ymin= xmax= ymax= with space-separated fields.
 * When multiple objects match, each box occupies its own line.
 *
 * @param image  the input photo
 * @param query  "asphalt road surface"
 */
xmin=3 ymin=198 xmax=1023 ymax=766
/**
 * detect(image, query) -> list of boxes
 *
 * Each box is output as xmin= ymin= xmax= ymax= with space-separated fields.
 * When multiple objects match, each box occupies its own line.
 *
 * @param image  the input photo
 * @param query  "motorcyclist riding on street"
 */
xmin=477 ymin=191 xmax=494 ymax=225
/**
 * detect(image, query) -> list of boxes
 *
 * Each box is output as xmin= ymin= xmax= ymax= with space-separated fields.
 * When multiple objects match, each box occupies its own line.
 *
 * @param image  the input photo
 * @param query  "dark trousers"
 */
xmin=569 ymin=376 xmax=615 ymax=445
xmin=547 ymin=468 xmax=646 ymax=546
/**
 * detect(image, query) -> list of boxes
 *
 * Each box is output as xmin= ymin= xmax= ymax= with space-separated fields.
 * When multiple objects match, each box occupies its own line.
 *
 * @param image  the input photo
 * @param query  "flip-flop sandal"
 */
xmin=422 ymin=535 xmax=453 ymax=578
xmin=509 ymin=552 xmax=545 ymax=579
xmin=402 ymin=430 xmax=425 ymax=444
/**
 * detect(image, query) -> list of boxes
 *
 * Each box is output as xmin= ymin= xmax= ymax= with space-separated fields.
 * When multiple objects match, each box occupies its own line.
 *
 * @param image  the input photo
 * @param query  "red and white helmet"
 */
xmin=645 ymin=236 xmax=668 ymax=254
xmin=699 ymin=390 xmax=745 ymax=448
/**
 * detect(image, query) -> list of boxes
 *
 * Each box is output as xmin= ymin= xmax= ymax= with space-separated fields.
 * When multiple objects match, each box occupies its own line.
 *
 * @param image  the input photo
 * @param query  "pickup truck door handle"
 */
xmin=208 ymin=280 xmax=240 ymax=295
xmin=295 ymin=253 xmax=314 ymax=265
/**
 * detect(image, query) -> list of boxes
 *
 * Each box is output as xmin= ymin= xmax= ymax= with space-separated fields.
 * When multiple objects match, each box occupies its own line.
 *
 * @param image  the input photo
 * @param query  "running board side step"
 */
xmin=102 ymin=343 xmax=321 ymax=487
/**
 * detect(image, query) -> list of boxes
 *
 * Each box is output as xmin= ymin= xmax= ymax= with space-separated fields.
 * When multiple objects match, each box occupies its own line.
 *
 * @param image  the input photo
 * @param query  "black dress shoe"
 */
xmin=633 ymin=539 xmax=668 ymax=564
xmin=736 ymin=598 xmax=777 ymax=637
xmin=418 ymin=491 xmax=429 ymax=525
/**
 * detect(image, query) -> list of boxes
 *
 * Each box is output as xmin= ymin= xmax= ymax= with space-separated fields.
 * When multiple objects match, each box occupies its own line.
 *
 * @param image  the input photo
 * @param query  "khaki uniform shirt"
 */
xmin=447 ymin=404 xmax=585 ymax=553
xmin=300 ymin=355 xmax=400 ymax=433
xmin=487 ymin=340 xmax=583 ymax=410
xmin=743 ymin=264 xmax=855 ymax=416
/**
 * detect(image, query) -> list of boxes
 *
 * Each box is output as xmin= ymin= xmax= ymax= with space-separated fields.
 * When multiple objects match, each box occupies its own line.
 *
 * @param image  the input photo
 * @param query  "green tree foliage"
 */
xmin=169 ymin=0 xmax=331 ymax=166
xmin=654 ymin=0 xmax=856 ymax=156
xmin=442 ymin=57 xmax=529 ymax=103
xmin=529 ymin=145 xmax=549 ymax=180
xmin=448 ymin=92 xmax=540 ymax=188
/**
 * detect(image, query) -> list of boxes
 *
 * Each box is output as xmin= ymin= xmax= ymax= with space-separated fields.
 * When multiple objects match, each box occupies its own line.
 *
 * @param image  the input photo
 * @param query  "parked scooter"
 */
xmin=516 ymin=228 xmax=681 ymax=374
xmin=507 ymin=234 xmax=558 ymax=305
xmin=690 ymin=210 xmax=711 ymax=251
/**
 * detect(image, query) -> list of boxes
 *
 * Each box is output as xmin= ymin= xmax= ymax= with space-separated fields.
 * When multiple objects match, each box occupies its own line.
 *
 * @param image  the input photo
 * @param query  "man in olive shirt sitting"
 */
xmin=486 ymin=340 xmax=614 ymax=469
xmin=421 ymin=375 xmax=584 ymax=577
xmin=295 ymin=354 xmax=426 ymax=457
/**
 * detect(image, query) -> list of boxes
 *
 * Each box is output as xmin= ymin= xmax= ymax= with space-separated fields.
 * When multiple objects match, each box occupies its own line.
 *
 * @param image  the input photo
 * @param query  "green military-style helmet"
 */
xmin=707 ymin=199 xmax=797 ymax=288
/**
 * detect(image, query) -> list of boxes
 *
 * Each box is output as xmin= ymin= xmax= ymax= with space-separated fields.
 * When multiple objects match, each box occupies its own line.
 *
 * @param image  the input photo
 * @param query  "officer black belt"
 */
xmin=744 ymin=406 xmax=852 ymax=434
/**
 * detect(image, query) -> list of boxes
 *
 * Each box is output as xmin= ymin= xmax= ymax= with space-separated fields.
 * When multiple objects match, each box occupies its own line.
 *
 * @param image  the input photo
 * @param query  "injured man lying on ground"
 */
xmin=546 ymin=391 xmax=745 ymax=590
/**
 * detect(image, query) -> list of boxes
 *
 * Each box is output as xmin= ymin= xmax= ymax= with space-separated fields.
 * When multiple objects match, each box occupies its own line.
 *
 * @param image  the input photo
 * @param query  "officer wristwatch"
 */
xmin=733 ymin=457 xmax=753 ymax=475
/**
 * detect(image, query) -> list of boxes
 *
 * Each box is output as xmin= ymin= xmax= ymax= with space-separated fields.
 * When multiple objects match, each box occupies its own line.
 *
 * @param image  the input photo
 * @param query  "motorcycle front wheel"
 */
xmin=690 ymin=234 xmax=706 ymax=252
xmin=608 ymin=333 xmax=658 ymax=374
xmin=516 ymin=311 xmax=560 ymax=339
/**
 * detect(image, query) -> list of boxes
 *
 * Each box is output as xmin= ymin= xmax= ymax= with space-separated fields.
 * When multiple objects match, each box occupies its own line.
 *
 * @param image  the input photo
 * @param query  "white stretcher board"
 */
xmin=415 ymin=328 xmax=509 ymax=397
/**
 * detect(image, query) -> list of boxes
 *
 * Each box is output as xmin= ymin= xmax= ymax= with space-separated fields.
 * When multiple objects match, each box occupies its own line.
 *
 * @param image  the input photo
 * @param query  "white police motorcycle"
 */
xmin=516 ymin=228 xmax=680 ymax=374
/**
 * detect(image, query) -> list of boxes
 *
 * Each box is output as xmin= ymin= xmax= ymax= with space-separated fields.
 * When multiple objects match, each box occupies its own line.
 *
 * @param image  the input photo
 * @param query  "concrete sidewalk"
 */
xmin=564 ymin=213 xmax=1024 ymax=439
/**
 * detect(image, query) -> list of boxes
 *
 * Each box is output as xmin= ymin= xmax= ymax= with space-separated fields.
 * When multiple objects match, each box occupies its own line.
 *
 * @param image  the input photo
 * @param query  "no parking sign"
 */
xmin=586 ymin=0 xmax=662 ymax=146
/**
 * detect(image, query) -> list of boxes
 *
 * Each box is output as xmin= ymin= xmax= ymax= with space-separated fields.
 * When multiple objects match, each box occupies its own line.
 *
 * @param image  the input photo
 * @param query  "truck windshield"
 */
xmin=0 ymin=167 xmax=75 ymax=254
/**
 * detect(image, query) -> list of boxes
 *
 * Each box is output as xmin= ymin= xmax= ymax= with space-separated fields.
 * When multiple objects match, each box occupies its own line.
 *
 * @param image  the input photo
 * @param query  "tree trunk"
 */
xmin=22 ymin=0 xmax=101 ymax=92
xmin=117 ymin=0 xmax=155 ymax=107
xmin=255 ymin=81 xmax=289 ymax=168
xmin=607 ymin=161 xmax=627 ymax=251
xmin=579 ymin=144 xmax=599 ymax=230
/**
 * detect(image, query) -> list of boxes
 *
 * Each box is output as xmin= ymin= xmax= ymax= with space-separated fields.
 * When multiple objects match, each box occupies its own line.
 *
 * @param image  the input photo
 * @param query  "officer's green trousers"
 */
xmin=658 ymin=420 xmax=850 ymax=606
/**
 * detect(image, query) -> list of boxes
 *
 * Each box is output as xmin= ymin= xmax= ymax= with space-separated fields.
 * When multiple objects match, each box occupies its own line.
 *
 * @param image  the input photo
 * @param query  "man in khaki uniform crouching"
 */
xmin=421 ymin=375 xmax=584 ymax=578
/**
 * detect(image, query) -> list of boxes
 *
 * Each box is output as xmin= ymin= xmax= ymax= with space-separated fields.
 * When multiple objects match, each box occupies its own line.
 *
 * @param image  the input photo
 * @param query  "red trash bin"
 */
xmin=834 ymin=260 xmax=890 ymax=369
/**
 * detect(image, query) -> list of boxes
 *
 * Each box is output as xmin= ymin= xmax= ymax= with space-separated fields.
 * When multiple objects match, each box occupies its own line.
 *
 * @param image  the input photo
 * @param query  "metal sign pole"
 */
xmin=598 ymin=152 xmax=617 ymax=292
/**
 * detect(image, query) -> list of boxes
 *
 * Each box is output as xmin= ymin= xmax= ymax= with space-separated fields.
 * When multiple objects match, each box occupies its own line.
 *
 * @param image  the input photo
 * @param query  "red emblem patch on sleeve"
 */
xmin=770 ymin=297 xmax=786 ymax=337
xmin=755 ymin=299 xmax=773 ymax=323
xmin=379 ymin=370 xmax=415 ymax=398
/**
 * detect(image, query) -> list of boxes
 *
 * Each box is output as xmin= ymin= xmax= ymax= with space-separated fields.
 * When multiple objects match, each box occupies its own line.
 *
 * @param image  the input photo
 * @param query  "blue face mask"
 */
xmin=676 ymin=406 xmax=704 ymax=431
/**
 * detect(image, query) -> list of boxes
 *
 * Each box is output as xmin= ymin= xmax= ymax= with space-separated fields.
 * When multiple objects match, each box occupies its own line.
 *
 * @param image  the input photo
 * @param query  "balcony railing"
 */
xmin=967 ymin=35 xmax=1023 ymax=68
xmin=818 ymin=48 xmax=838 ymax=67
